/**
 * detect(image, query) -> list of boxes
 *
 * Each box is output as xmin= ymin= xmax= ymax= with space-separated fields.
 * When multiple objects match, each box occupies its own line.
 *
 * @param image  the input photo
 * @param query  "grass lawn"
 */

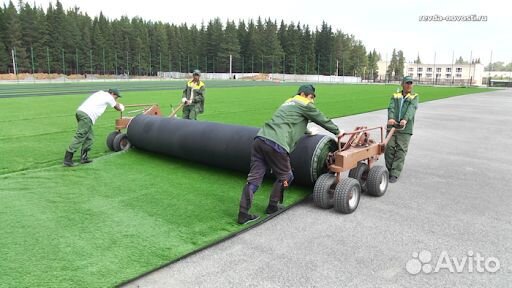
xmin=0 ymin=82 xmax=492 ymax=287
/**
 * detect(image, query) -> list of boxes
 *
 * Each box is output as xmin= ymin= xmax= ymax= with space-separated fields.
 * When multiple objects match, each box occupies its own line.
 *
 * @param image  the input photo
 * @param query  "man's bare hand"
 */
xmin=400 ymin=120 xmax=407 ymax=126
xmin=388 ymin=119 xmax=397 ymax=125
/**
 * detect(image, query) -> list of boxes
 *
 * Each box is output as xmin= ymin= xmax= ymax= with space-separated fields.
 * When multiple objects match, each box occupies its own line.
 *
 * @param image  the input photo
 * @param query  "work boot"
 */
xmin=237 ymin=211 xmax=259 ymax=225
xmin=80 ymin=149 xmax=92 ymax=164
xmin=265 ymin=203 xmax=285 ymax=215
xmin=389 ymin=176 xmax=398 ymax=183
xmin=63 ymin=151 xmax=75 ymax=167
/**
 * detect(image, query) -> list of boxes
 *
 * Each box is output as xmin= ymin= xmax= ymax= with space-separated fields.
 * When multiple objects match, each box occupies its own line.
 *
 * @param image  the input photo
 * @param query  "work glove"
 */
xmin=118 ymin=103 xmax=125 ymax=112
xmin=181 ymin=97 xmax=187 ymax=103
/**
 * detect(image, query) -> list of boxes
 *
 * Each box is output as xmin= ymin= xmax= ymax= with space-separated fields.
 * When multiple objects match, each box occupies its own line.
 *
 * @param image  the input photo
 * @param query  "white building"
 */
xmin=377 ymin=61 xmax=485 ymax=85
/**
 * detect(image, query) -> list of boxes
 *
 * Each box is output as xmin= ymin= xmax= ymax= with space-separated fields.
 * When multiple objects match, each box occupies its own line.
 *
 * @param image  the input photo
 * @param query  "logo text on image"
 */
xmin=406 ymin=250 xmax=501 ymax=275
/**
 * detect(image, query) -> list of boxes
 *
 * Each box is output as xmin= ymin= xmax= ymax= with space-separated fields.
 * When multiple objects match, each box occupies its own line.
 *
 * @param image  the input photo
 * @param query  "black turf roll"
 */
xmin=127 ymin=115 xmax=336 ymax=186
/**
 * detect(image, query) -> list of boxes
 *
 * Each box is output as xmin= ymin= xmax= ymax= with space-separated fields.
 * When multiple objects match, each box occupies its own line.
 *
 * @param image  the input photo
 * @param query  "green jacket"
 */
xmin=387 ymin=90 xmax=419 ymax=135
xmin=182 ymin=80 xmax=206 ymax=113
xmin=257 ymin=95 xmax=340 ymax=153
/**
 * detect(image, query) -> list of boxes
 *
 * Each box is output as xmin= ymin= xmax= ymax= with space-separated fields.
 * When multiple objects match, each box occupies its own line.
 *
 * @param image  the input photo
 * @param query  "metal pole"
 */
xmin=271 ymin=55 xmax=274 ymax=75
xmin=305 ymin=55 xmax=308 ymax=75
xmin=469 ymin=50 xmax=473 ymax=85
xmin=451 ymin=51 xmax=454 ymax=85
xmin=317 ymin=54 xmax=320 ymax=83
xmin=126 ymin=50 xmax=129 ymax=78
xmin=47 ymin=47 xmax=51 ymax=76
xmin=229 ymin=54 xmax=232 ymax=78
xmin=31 ymin=46 xmax=35 ymax=75
xmin=102 ymin=48 xmax=105 ymax=75
xmin=342 ymin=56 xmax=345 ymax=82
xmin=115 ymin=51 xmax=118 ymax=75
xmin=283 ymin=54 xmax=285 ymax=76
xmin=89 ymin=49 xmax=92 ymax=75
xmin=488 ymin=50 xmax=492 ymax=86
xmin=62 ymin=49 xmax=65 ymax=75
xmin=294 ymin=55 xmax=297 ymax=76
xmin=75 ymin=48 xmax=79 ymax=75
xmin=11 ymin=49 xmax=17 ymax=76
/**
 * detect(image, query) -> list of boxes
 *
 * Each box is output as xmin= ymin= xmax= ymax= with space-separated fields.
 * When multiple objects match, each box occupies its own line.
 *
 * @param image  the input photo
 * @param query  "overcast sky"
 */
xmin=4 ymin=0 xmax=511 ymax=64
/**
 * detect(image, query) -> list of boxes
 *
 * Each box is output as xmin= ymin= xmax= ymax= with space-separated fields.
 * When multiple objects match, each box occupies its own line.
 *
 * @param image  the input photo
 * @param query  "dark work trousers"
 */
xmin=384 ymin=132 xmax=412 ymax=178
xmin=239 ymin=138 xmax=293 ymax=214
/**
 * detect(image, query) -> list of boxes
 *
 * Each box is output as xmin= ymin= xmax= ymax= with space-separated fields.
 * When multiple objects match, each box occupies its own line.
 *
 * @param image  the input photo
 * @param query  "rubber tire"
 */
xmin=366 ymin=165 xmax=389 ymax=197
xmin=333 ymin=178 xmax=361 ymax=214
xmin=348 ymin=162 xmax=369 ymax=193
xmin=106 ymin=131 xmax=120 ymax=151
xmin=313 ymin=173 xmax=336 ymax=209
xmin=112 ymin=133 xmax=131 ymax=152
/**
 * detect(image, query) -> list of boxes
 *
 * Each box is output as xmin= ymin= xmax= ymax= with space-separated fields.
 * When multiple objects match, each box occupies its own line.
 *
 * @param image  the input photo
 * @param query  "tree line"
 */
xmin=0 ymin=0 xmax=381 ymax=78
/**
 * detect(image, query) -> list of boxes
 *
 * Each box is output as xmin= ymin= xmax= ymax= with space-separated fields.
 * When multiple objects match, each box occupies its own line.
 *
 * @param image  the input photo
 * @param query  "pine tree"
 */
xmin=218 ymin=20 xmax=240 ymax=73
xmin=395 ymin=50 xmax=404 ymax=80
xmin=387 ymin=49 xmax=397 ymax=80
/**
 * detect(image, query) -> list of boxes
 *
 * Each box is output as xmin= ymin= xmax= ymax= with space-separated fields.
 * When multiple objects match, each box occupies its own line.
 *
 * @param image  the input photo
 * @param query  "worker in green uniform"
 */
xmin=237 ymin=84 xmax=343 ymax=224
xmin=181 ymin=69 xmax=205 ymax=120
xmin=385 ymin=76 xmax=419 ymax=183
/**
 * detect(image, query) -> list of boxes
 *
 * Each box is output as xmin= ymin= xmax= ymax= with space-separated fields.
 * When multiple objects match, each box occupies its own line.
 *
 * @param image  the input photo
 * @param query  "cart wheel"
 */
xmin=106 ymin=131 xmax=120 ymax=151
xmin=348 ymin=162 xmax=369 ymax=193
xmin=313 ymin=173 xmax=336 ymax=209
xmin=366 ymin=166 xmax=389 ymax=197
xmin=112 ymin=133 xmax=131 ymax=152
xmin=333 ymin=178 xmax=361 ymax=214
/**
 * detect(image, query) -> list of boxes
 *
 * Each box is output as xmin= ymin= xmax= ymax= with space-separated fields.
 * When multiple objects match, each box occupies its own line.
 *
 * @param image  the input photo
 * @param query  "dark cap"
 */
xmin=108 ymin=88 xmax=121 ymax=97
xmin=402 ymin=76 xmax=414 ymax=84
xmin=192 ymin=69 xmax=201 ymax=76
xmin=297 ymin=84 xmax=316 ymax=97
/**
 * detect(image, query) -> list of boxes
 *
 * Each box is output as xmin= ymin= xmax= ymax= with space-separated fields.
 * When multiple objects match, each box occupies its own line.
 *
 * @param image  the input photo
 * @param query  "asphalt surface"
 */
xmin=124 ymin=89 xmax=512 ymax=288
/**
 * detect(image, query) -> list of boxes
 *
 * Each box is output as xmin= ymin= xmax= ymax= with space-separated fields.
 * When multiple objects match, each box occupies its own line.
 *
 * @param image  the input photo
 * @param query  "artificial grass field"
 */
xmin=0 ymin=82 xmax=491 ymax=287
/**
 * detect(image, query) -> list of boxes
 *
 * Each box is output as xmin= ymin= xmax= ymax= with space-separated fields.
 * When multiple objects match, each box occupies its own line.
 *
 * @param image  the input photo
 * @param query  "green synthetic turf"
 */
xmin=0 ymin=83 xmax=492 ymax=287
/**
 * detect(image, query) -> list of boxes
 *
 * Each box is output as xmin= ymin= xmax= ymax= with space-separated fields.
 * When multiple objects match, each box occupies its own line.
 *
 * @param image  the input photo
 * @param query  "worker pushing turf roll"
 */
xmin=181 ymin=70 xmax=205 ymax=120
xmin=64 ymin=89 xmax=125 ymax=167
xmin=237 ymin=84 xmax=344 ymax=224
xmin=384 ymin=76 xmax=419 ymax=183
